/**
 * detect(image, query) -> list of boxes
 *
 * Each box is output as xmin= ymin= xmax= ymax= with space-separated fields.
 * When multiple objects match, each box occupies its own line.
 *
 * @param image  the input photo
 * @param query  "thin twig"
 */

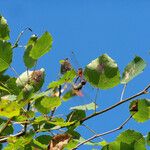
xmin=0 ymin=118 xmax=12 ymax=134
xmin=81 ymin=83 xmax=150 ymax=123
xmin=50 ymin=85 xmax=62 ymax=119
xmin=94 ymin=89 xmax=99 ymax=113
xmin=73 ymin=114 xmax=134 ymax=150
xmin=0 ymin=130 xmax=25 ymax=143
xmin=24 ymin=103 xmax=31 ymax=133
xmin=12 ymin=27 xmax=32 ymax=49
xmin=120 ymin=84 xmax=127 ymax=101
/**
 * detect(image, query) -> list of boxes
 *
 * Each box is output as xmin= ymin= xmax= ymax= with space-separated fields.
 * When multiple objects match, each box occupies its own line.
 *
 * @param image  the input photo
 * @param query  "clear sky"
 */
xmin=0 ymin=1 xmax=150 ymax=150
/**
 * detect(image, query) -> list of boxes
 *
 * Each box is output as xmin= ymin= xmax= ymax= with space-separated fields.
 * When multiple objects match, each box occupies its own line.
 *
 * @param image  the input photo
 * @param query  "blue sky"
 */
xmin=0 ymin=1 xmax=150 ymax=149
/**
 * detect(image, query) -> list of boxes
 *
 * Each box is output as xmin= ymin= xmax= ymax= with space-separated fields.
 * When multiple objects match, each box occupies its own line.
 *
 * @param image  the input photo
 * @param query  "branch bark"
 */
xmin=80 ymin=83 xmax=150 ymax=123
xmin=73 ymin=114 xmax=134 ymax=150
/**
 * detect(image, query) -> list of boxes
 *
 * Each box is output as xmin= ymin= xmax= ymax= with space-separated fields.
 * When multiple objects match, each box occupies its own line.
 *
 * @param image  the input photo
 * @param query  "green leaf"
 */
xmin=0 ymin=118 xmax=13 ymax=136
xmin=64 ymin=139 xmax=78 ymax=149
xmin=62 ymin=90 xmax=75 ymax=101
xmin=34 ymin=97 xmax=50 ymax=114
xmin=48 ymin=69 xmax=76 ymax=88
xmin=49 ymin=117 xmax=74 ymax=127
xmin=29 ymin=31 xmax=53 ymax=59
xmin=116 ymin=130 xmax=146 ymax=150
xmin=41 ymin=96 xmax=61 ymax=110
xmin=0 ymin=100 xmax=20 ymax=118
xmin=32 ymin=139 xmax=47 ymax=149
xmin=70 ymin=102 xmax=98 ymax=111
xmin=35 ymin=135 xmax=51 ymax=145
xmin=129 ymin=99 xmax=150 ymax=123
xmin=0 ymin=41 xmax=12 ymax=72
xmin=67 ymin=110 xmax=86 ymax=122
xmin=147 ymin=132 xmax=150 ymax=146
xmin=0 ymin=85 xmax=10 ymax=93
xmin=84 ymin=54 xmax=120 ymax=89
xmin=23 ymin=35 xmax=38 ymax=68
xmin=0 ymin=15 xmax=10 ymax=40
xmin=6 ymin=78 xmax=21 ymax=95
xmin=121 ymin=56 xmax=146 ymax=84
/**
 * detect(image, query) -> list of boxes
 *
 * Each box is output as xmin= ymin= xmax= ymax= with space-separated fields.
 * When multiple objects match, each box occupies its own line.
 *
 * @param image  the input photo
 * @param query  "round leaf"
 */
xmin=23 ymin=35 xmax=38 ymax=68
xmin=0 ymin=15 xmax=10 ymax=40
xmin=29 ymin=31 xmax=53 ymax=59
xmin=84 ymin=54 xmax=120 ymax=89
xmin=121 ymin=56 xmax=146 ymax=84
xmin=0 ymin=41 xmax=12 ymax=72
xmin=129 ymin=99 xmax=150 ymax=123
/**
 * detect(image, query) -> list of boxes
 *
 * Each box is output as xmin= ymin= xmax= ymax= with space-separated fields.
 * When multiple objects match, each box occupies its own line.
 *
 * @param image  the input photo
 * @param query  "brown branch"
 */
xmin=0 ymin=130 xmax=25 ymax=143
xmin=73 ymin=114 xmax=134 ymax=150
xmin=0 ymin=118 xmax=12 ymax=134
xmin=81 ymin=83 xmax=150 ymax=123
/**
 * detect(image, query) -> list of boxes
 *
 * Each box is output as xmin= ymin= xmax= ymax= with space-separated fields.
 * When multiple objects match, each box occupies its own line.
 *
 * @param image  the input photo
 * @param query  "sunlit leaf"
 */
xmin=49 ymin=117 xmax=74 ymax=127
xmin=70 ymin=102 xmax=98 ymax=111
xmin=0 ymin=15 xmax=10 ymax=40
xmin=48 ymin=69 xmax=76 ymax=88
xmin=34 ymin=97 xmax=50 ymax=114
xmin=0 ymin=100 xmax=20 ymax=118
xmin=0 ymin=41 xmax=12 ymax=72
xmin=129 ymin=99 xmax=150 ymax=123
xmin=23 ymin=35 xmax=37 ymax=68
xmin=40 ymin=96 xmax=61 ymax=110
xmin=121 ymin=56 xmax=146 ymax=84
xmin=1 ymin=94 xmax=17 ymax=101
xmin=84 ymin=54 xmax=120 ymax=89
xmin=116 ymin=130 xmax=146 ymax=150
xmin=29 ymin=31 xmax=53 ymax=59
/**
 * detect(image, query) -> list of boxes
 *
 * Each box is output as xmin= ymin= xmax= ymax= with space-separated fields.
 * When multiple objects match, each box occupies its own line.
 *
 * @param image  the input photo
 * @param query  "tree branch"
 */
xmin=0 ymin=118 xmax=12 ymax=134
xmin=0 ymin=130 xmax=25 ymax=143
xmin=81 ymin=83 xmax=150 ymax=123
xmin=73 ymin=114 xmax=134 ymax=150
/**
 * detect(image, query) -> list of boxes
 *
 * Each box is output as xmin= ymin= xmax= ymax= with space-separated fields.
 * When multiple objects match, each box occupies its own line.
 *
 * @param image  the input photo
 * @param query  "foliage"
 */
xmin=0 ymin=15 xmax=149 ymax=150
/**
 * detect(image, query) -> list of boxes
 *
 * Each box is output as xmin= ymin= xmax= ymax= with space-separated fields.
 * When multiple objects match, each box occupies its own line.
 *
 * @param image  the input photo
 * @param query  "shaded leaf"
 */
xmin=0 ymin=41 xmax=12 ymax=72
xmin=67 ymin=110 xmax=86 ymax=122
xmin=84 ymin=54 xmax=120 ymax=89
xmin=129 ymin=99 xmax=150 ymax=123
xmin=70 ymin=102 xmax=98 ymax=111
xmin=0 ymin=118 xmax=13 ymax=136
xmin=121 ymin=56 xmax=146 ymax=84
xmin=62 ymin=90 xmax=76 ymax=101
xmin=34 ymin=97 xmax=50 ymax=114
xmin=147 ymin=132 xmax=150 ymax=146
xmin=6 ymin=78 xmax=21 ymax=95
xmin=30 ymin=31 xmax=53 ymax=59
xmin=0 ymin=15 xmax=10 ymax=40
xmin=35 ymin=135 xmax=52 ymax=145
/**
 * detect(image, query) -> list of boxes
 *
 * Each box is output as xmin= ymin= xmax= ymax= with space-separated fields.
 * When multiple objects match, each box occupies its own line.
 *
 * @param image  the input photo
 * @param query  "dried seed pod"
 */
xmin=60 ymin=58 xmax=72 ymax=74
xmin=130 ymin=101 xmax=138 ymax=112
xmin=48 ymin=133 xmax=71 ymax=150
